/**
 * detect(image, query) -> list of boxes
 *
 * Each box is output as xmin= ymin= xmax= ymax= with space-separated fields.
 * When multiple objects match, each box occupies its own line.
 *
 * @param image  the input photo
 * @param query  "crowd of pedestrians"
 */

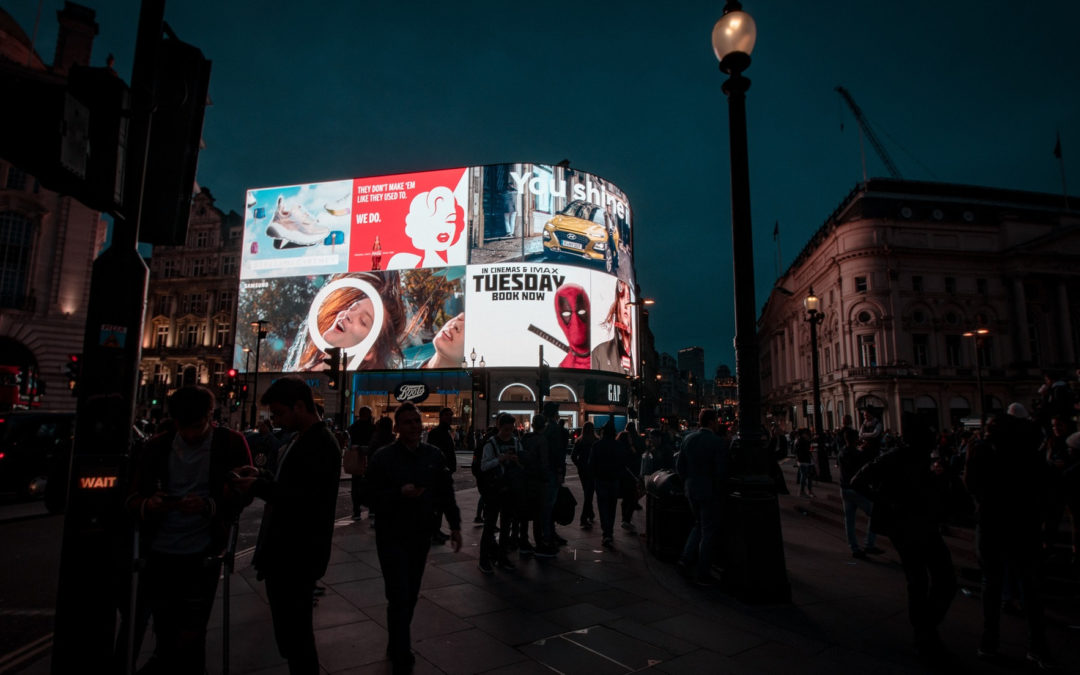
xmin=116 ymin=369 xmax=1080 ymax=673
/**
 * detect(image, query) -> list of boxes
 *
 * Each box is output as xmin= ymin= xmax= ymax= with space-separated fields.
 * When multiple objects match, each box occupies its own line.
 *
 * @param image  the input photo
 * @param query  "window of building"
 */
xmin=912 ymin=275 xmax=923 ymax=292
xmin=5 ymin=166 xmax=27 ymax=190
xmin=194 ymin=230 xmax=209 ymax=248
xmin=214 ymin=322 xmax=231 ymax=348
xmin=155 ymin=324 xmax=169 ymax=348
xmin=152 ymin=295 xmax=170 ymax=316
xmin=217 ymin=291 xmax=234 ymax=313
xmin=945 ymin=276 xmax=956 ymax=294
xmin=163 ymin=259 xmax=180 ymax=278
xmin=855 ymin=276 xmax=867 ymax=293
xmin=183 ymin=323 xmax=202 ymax=348
xmin=153 ymin=362 xmax=168 ymax=385
xmin=912 ymin=334 xmax=929 ymax=366
xmin=858 ymin=334 xmax=877 ymax=367
xmin=181 ymin=293 xmax=207 ymax=315
xmin=834 ymin=342 xmax=841 ymax=369
xmin=0 ymin=211 xmax=34 ymax=308
xmin=221 ymin=256 xmax=238 ymax=276
xmin=229 ymin=227 xmax=241 ymax=242
xmin=190 ymin=258 xmax=206 ymax=277
xmin=824 ymin=346 xmax=832 ymax=373
xmin=976 ymin=278 xmax=988 ymax=295
xmin=211 ymin=362 xmax=225 ymax=387
xmin=945 ymin=335 xmax=962 ymax=366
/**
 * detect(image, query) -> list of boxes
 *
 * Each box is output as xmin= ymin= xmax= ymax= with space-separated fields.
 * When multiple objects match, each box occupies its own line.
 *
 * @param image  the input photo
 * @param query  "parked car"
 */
xmin=542 ymin=200 xmax=620 ymax=273
xmin=0 ymin=411 xmax=74 ymax=509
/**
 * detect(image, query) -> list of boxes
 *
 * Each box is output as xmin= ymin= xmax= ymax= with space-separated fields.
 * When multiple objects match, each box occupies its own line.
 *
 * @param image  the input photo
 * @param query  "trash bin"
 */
xmin=645 ymin=470 xmax=693 ymax=562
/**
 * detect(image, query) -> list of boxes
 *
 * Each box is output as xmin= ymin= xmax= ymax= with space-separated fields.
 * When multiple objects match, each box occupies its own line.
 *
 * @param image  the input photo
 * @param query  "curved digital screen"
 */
xmin=235 ymin=163 xmax=636 ymax=375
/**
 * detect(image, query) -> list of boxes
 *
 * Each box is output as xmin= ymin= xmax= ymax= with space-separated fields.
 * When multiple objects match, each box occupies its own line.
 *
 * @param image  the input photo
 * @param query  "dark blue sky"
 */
xmin=10 ymin=0 xmax=1079 ymax=374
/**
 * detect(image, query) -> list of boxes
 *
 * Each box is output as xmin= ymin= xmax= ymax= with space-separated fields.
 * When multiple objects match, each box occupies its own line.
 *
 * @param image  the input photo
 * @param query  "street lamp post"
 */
xmin=963 ymin=328 xmax=990 ymax=427
xmin=249 ymin=319 xmax=268 ymax=428
xmin=804 ymin=288 xmax=830 ymax=482
xmin=712 ymin=0 xmax=790 ymax=603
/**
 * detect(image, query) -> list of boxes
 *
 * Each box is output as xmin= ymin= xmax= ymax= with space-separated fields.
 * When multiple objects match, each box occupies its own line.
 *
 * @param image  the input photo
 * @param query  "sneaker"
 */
xmin=265 ymin=196 xmax=329 ymax=246
xmin=495 ymin=558 xmax=516 ymax=571
xmin=621 ymin=521 xmax=637 ymax=534
xmin=1026 ymin=652 xmax=1058 ymax=670
xmin=601 ymin=536 xmax=614 ymax=548
xmin=478 ymin=559 xmax=495 ymax=575
xmin=852 ymin=549 xmax=867 ymax=559
xmin=518 ymin=542 xmax=535 ymax=556
xmin=863 ymin=545 xmax=885 ymax=555
xmin=534 ymin=544 xmax=558 ymax=558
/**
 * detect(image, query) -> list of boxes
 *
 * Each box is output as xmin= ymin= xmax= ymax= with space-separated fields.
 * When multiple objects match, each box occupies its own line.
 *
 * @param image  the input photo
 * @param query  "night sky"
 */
xmin=8 ymin=0 xmax=1079 ymax=374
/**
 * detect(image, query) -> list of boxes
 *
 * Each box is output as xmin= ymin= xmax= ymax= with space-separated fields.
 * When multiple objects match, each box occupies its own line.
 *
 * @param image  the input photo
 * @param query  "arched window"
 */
xmin=0 ymin=211 xmax=34 ymax=309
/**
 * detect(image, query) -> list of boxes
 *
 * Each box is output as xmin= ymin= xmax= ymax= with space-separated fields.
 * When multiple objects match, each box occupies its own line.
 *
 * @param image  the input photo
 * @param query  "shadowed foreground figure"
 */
xmin=851 ymin=422 xmax=956 ymax=664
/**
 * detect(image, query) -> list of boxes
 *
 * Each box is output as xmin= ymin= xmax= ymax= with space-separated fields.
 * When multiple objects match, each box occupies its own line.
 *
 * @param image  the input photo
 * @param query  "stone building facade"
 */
xmin=0 ymin=4 xmax=108 ymax=412
xmin=759 ymin=179 xmax=1080 ymax=435
xmin=138 ymin=188 xmax=242 ymax=420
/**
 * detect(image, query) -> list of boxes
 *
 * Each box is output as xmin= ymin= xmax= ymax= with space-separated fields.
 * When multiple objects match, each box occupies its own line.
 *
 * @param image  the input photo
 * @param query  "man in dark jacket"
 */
xmin=675 ymin=408 xmax=730 ymax=586
xmin=367 ymin=402 xmax=461 ymax=672
xmin=232 ymin=377 xmax=341 ymax=675
xmin=347 ymin=406 xmax=375 ymax=520
xmin=425 ymin=407 xmax=457 ymax=544
xmin=126 ymin=386 xmax=252 ymax=675
xmin=851 ymin=423 xmax=956 ymax=662
xmin=965 ymin=413 xmax=1053 ymax=667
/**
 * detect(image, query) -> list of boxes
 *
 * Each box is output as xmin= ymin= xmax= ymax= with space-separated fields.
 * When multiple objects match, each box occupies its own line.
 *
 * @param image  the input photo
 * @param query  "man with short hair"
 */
xmin=425 ymin=407 xmax=457 ymax=544
xmin=478 ymin=413 xmax=525 ymax=569
xmin=676 ymin=408 xmax=730 ymax=586
xmin=232 ymin=377 xmax=341 ymax=675
xmin=126 ymin=386 xmax=252 ymax=675
xmin=367 ymin=402 xmax=462 ymax=671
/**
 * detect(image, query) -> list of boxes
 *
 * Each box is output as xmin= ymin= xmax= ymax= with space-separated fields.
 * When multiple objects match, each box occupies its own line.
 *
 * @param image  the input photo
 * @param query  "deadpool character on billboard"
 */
xmin=554 ymin=284 xmax=591 ymax=369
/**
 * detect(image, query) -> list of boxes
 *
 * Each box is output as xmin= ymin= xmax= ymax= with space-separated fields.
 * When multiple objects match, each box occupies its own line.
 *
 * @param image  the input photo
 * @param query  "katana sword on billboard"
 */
xmin=235 ymin=163 xmax=636 ymax=375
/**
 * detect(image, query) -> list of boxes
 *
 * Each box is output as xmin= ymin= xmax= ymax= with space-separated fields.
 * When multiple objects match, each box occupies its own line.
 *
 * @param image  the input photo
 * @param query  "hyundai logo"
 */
xmin=566 ymin=233 xmax=577 ymax=241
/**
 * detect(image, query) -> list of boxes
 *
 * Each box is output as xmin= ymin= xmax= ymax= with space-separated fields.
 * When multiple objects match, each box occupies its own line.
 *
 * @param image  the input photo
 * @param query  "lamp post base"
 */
xmin=722 ymin=474 xmax=791 ymax=604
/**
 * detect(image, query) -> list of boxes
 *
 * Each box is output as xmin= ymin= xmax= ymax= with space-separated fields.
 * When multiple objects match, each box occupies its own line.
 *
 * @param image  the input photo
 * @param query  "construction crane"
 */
xmin=836 ymin=85 xmax=903 ymax=181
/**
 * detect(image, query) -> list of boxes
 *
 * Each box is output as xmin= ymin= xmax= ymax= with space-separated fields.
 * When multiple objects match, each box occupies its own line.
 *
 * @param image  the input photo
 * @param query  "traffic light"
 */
xmin=471 ymin=371 xmax=486 ymax=399
xmin=65 ymin=354 xmax=81 ymax=394
xmin=139 ymin=33 xmax=212 ymax=246
xmin=324 ymin=347 xmax=341 ymax=389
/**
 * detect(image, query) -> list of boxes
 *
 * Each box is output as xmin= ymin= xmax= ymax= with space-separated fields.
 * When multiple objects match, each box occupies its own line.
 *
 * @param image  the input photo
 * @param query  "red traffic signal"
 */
xmin=227 ymin=368 xmax=238 ymax=378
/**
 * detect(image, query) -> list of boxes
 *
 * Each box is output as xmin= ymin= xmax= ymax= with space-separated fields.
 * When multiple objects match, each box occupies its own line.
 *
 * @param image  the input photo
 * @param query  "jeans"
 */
xmin=376 ymin=533 xmax=432 ymax=661
xmin=977 ymin=526 xmax=1045 ymax=654
xmin=579 ymin=474 xmax=596 ymax=522
xmin=143 ymin=551 xmax=221 ymax=675
xmin=265 ymin=572 xmax=319 ymax=674
xmin=680 ymin=497 xmax=721 ymax=580
xmin=841 ymin=488 xmax=876 ymax=552
xmin=797 ymin=462 xmax=814 ymax=493
xmin=890 ymin=528 xmax=957 ymax=643
xmin=480 ymin=490 xmax=513 ymax=562
xmin=595 ymin=480 xmax=620 ymax=539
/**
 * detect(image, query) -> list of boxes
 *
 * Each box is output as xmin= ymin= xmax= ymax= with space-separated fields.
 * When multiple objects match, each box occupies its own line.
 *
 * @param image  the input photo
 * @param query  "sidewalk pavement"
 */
xmin=24 ymin=460 xmax=1080 ymax=674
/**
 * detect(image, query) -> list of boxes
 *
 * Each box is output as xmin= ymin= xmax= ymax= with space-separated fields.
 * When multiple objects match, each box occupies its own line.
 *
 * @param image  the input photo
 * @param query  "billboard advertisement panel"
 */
xmin=236 ymin=163 xmax=636 ymax=374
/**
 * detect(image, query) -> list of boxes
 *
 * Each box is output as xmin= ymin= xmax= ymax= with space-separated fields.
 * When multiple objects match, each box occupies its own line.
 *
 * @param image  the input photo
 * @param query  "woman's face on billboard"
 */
xmin=323 ymin=296 xmax=374 ymax=348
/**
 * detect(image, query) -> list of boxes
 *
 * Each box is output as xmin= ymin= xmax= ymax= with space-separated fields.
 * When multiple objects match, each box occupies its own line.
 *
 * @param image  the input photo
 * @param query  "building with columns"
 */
xmin=759 ymin=178 xmax=1080 ymax=435
xmin=138 ymin=188 xmax=242 ymax=421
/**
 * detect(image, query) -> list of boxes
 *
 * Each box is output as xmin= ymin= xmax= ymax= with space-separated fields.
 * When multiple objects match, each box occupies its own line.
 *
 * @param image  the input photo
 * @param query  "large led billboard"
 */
xmin=235 ymin=163 xmax=636 ymax=375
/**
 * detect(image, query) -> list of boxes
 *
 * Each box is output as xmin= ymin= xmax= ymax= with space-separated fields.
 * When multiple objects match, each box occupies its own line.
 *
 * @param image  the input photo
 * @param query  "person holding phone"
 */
xmin=125 ymin=386 xmax=252 ymax=675
xmin=366 ymin=402 xmax=462 ymax=672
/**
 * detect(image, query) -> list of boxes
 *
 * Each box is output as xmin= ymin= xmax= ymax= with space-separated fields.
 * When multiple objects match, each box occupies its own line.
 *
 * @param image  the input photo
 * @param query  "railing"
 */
xmin=843 ymin=366 xmax=919 ymax=379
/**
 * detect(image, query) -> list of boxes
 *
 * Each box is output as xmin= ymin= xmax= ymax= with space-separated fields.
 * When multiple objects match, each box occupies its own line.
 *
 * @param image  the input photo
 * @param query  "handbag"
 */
xmin=343 ymin=445 xmax=367 ymax=475
xmin=553 ymin=485 xmax=577 ymax=526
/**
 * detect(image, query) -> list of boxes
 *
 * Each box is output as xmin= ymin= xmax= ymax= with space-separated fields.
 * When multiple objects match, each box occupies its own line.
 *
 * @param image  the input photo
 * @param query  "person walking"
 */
xmin=366 ymin=402 xmax=462 ymax=673
xmin=347 ymin=406 xmax=375 ymax=520
xmin=425 ymin=407 xmax=457 ymax=544
xmin=851 ymin=421 xmax=956 ymax=663
xmin=675 ymin=409 xmax=730 ymax=586
xmin=836 ymin=415 xmax=883 ymax=559
xmin=125 ymin=386 xmax=252 ymax=675
xmin=794 ymin=428 xmax=815 ymax=497
xmin=231 ymin=378 xmax=341 ymax=675
xmin=477 ymin=413 xmax=523 ymax=572
xmin=589 ymin=420 xmax=625 ymax=548
xmin=571 ymin=422 xmax=597 ymax=529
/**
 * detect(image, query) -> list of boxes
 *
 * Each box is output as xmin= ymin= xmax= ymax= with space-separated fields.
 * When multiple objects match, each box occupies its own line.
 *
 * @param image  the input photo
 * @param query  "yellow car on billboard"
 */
xmin=542 ymin=200 xmax=620 ymax=273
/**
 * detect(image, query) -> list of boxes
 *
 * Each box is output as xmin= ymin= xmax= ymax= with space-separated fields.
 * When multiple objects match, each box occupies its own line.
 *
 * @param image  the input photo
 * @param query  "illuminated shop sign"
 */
xmin=236 ymin=163 xmax=636 ymax=375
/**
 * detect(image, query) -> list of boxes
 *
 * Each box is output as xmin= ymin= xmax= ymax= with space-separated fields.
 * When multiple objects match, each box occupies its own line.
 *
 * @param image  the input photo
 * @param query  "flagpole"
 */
xmin=773 ymin=220 xmax=781 ymax=278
